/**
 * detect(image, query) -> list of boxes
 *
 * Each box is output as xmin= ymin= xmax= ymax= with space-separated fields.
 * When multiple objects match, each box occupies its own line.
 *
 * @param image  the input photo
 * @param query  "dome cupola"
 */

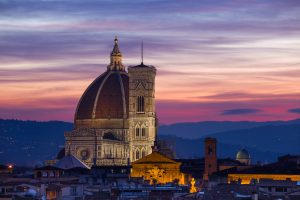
xmin=74 ymin=37 xmax=129 ymax=129
xmin=236 ymin=149 xmax=251 ymax=165
xmin=107 ymin=36 xmax=125 ymax=71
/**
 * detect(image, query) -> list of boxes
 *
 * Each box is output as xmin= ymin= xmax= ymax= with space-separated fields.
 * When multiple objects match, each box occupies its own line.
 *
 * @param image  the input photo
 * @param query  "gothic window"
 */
xmin=141 ymin=127 xmax=146 ymax=137
xmin=137 ymin=96 xmax=145 ymax=113
xmin=142 ymin=149 xmax=146 ymax=158
xmin=136 ymin=127 xmax=140 ymax=137
xmin=136 ymin=149 xmax=140 ymax=160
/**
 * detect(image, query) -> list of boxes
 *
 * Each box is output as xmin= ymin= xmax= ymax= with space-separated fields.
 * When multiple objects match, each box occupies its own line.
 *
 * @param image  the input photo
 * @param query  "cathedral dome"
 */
xmin=236 ymin=149 xmax=250 ymax=160
xmin=74 ymin=37 xmax=129 ymax=128
xmin=75 ymin=71 xmax=129 ymax=120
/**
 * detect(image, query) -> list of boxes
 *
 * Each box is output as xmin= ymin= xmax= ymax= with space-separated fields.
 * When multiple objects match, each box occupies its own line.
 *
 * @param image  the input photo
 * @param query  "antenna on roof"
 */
xmin=141 ymin=40 xmax=144 ymax=64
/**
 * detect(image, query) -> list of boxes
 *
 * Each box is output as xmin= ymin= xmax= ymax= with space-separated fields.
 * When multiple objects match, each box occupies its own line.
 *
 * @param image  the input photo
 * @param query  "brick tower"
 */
xmin=203 ymin=137 xmax=217 ymax=181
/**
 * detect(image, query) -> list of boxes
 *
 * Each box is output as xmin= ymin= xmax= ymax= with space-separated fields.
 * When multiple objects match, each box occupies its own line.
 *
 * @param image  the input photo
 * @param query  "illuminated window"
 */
xmin=137 ymin=96 xmax=145 ymax=113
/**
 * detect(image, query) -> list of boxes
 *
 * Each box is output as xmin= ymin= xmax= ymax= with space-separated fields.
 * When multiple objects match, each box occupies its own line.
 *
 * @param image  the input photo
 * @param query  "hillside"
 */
xmin=0 ymin=119 xmax=72 ymax=165
xmin=0 ymin=119 xmax=299 ymax=165
xmin=159 ymin=119 xmax=300 ymax=139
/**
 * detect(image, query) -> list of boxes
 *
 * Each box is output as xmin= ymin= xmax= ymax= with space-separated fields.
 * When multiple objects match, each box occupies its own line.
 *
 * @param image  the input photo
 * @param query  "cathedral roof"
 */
xmin=55 ymin=154 xmax=90 ymax=170
xmin=132 ymin=151 xmax=180 ymax=165
xmin=75 ymin=70 xmax=129 ymax=121
xmin=75 ymin=38 xmax=129 ymax=124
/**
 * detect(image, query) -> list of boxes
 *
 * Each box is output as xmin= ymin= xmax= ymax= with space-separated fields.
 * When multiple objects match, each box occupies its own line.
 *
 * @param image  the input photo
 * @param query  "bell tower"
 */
xmin=203 ymin=137 xmax=217 ymax=181
xmin=128 ymin=59 xmax=157 ymax=162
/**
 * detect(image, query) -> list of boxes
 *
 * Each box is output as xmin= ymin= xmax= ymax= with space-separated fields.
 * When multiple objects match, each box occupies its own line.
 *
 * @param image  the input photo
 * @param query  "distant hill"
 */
xmin=158 ymin=135 xmax=279 ymax=164
xmin=0 ymin=119 xmax=72 ymax=166
xmin=0 ymin=119 xmax=299 ymax=165
xmin=159 ymin=123 xmax=300 ymax=163
xmin=159 ymin=119 xmax=300 ymax=139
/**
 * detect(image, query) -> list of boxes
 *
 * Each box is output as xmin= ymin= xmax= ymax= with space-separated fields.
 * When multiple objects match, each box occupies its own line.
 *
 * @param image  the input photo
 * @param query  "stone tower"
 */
xmin=128 ymin=62 xmax=157 ymax=162
xmin=203 ymin=137 xmax=217 ymax=181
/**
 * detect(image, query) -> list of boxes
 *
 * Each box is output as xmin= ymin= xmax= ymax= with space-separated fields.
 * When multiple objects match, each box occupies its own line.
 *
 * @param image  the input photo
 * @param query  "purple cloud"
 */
xmin=221 ymin=109 xmax=261 ymax=115
xmin=288 ymin=108 xmax=300 ymax=114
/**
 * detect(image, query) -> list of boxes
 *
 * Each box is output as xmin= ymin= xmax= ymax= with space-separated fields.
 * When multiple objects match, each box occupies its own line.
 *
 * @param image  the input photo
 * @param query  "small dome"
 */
xmin=236 ymin=149 xmax=250 ymax=160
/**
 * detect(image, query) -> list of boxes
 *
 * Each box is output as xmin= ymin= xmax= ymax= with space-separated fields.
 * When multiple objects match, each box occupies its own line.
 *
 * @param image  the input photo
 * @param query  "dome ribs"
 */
xmin=75 ymin=72 xmax=107 ymax=119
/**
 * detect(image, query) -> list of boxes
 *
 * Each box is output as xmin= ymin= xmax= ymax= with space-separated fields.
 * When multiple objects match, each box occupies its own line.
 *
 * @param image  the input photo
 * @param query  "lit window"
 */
xmin=137 ymin=96 xmax=145 ymax=113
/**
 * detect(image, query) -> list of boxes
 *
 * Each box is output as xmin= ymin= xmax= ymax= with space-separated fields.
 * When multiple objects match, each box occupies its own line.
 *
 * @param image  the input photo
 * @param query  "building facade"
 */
xmin=131 ymin=150 xmax=185 ymax=185
xmin=64 ymin=37 xmax=157 ymax=167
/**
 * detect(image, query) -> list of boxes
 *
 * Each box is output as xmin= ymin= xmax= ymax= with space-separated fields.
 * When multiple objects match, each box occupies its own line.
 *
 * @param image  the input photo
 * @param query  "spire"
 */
xmin=107 ymin=36 xmax=125 ymax=71
xmin=112 ymin=36 xmax=121 ymax=55
xmin=141 ymin=40 xmax=144 ymax=65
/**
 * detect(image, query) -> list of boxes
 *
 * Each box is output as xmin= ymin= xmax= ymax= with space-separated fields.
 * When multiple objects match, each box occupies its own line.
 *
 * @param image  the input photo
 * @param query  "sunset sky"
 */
xmin=0 ymin=0 xmax=300 ymax=124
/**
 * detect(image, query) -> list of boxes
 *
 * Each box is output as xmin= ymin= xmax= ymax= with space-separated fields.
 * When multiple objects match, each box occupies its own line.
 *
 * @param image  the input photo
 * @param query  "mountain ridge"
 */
xmin=0 ymin=118 xmax=299 ymax=165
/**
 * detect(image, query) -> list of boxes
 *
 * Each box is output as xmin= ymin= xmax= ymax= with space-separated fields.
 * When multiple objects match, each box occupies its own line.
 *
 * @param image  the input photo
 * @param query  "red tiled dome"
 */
xmin=75 ymin=70 xmax=129 ymax=120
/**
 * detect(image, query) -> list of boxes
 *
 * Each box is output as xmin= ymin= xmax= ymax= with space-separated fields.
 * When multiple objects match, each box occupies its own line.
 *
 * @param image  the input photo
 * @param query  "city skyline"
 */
xmin=1 ymin=0 xmax=300 ymax=124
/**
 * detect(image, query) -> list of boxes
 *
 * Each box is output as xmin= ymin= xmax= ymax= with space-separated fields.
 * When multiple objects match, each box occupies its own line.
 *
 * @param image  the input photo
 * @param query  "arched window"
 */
xmin=141 ymin=127 xmax=146 ymax=137
xmin=135 ymin=127 xmax=140 ymax=137
xmin=136 ymin=150 xmax=140 ymax=160
xmin=142 ymin=150 xmax=146 ymax=158
xmin=137 ymin=96 xmax=145 ymax=113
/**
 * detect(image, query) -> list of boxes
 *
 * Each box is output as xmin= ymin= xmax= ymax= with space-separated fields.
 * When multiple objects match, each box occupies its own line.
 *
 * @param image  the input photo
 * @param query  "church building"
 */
xmin=64 ymin=37 xmax=157 ymax=167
